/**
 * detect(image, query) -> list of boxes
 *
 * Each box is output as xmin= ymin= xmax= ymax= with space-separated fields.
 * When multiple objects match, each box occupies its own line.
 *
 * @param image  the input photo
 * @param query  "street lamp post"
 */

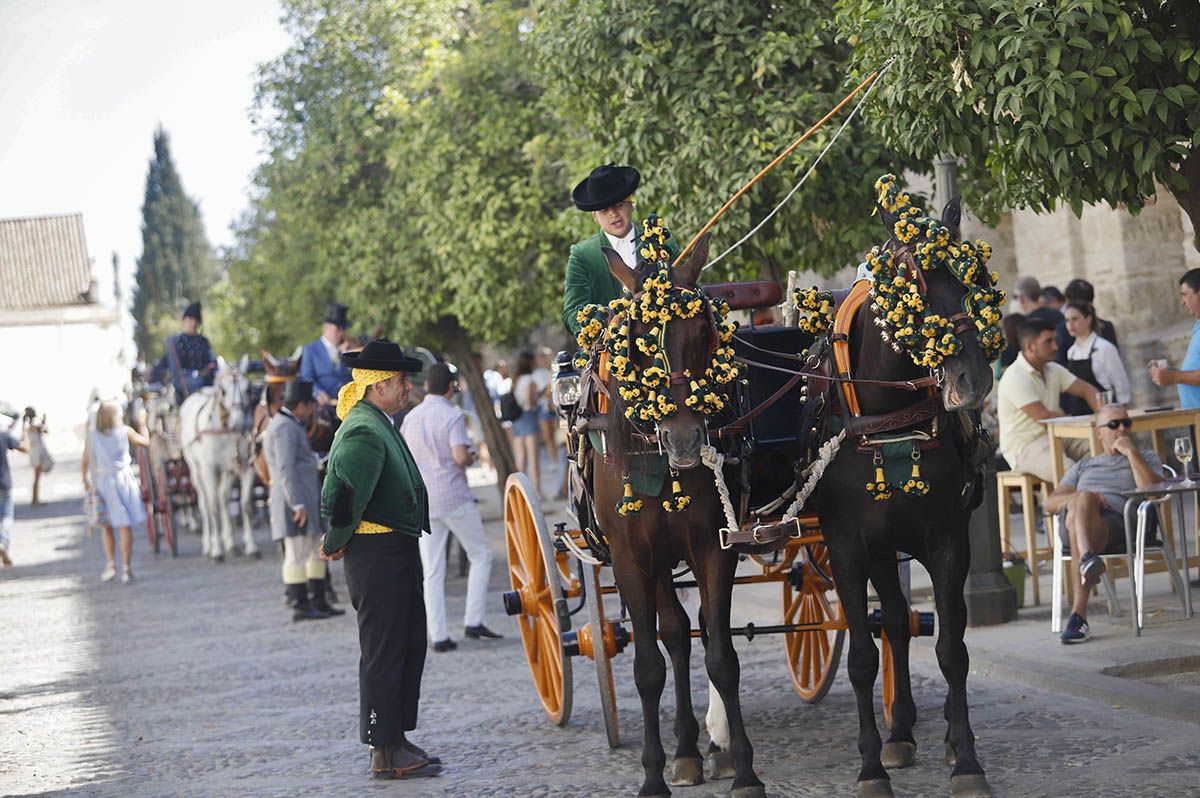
xmin=935 ymin=154 xmax=1018 ymax=626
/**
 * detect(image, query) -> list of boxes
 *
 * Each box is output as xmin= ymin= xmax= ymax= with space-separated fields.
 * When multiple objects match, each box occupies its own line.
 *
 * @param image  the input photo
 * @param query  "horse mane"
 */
xmin=604 ymin=374 xmax=638 ymax=477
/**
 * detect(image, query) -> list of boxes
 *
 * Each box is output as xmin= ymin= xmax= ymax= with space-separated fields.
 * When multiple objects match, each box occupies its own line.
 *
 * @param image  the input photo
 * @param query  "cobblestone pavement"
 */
xmin=3 ymin=458 xmax=1200 ymax=798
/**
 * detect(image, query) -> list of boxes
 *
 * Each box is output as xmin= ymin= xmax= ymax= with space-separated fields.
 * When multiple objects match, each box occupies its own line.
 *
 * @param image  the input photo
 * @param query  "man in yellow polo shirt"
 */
xmin=998 ymin=318 xmax=1100 ymax=482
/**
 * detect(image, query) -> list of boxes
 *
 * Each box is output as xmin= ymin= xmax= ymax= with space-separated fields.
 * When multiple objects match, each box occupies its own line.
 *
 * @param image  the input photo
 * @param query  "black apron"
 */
xmin=1061 ymin=340 xmax=1100 ymax=416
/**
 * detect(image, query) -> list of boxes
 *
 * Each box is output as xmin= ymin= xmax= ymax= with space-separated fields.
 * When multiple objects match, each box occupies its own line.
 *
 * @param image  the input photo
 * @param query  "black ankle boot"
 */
xmin=310 ymin=578 xmax=345 ymax=616
xmin=291 ymin=583 xmax=330 ymax=621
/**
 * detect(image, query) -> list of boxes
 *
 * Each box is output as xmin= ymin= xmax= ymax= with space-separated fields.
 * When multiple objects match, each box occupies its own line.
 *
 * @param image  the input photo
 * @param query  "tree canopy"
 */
xmin=836 ymin=0 xmax=1200 ymax=246
xmin=532 ymin=0 xmax=921 ymax=282
xmin=131 ymin=127 xmax=219 ymax=356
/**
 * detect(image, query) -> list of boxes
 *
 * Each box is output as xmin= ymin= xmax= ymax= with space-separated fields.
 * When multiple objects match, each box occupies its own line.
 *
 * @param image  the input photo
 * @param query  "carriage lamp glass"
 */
xmin=552 ymin=372 xmax=581 ymax=408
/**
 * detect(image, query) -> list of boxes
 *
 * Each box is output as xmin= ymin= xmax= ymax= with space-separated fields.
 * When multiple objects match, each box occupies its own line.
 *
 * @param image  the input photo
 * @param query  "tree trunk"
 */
xmin=1174 ymin=153 xmax=1200 ymax=253
xmin=436 ymin=315 xmax=516 ymax=496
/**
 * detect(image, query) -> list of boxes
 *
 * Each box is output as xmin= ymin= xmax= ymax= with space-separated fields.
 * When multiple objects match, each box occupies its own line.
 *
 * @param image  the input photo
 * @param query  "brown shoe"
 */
xmin=370 ymin=745 xmax=442 ymax=779
xmin=0 ymin=545 xmax=11 ymax=566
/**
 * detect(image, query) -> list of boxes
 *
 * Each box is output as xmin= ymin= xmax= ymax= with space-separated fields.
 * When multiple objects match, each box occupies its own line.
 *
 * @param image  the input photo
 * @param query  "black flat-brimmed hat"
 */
xmin=340 ymin=338 xmax=424 ymax=372
xmin=182 ymin=301 xmax=202 ymax=321
xmin=572 ymin=163 xmax=640 ymax=212
xmin=282 ymin=379 xmax=314 ymax=406
xmin=324 ymin=302 xmax=350 ymax=328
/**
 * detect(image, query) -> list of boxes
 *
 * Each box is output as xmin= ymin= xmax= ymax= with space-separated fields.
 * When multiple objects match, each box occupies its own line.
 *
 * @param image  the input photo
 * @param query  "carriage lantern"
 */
xmin=551 ymin=350 xmax=581 ymax=410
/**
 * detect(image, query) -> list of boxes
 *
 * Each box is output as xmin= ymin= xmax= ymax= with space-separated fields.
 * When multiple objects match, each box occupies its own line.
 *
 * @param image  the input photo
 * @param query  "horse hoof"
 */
xmin=706 ymin=749 xmax=735 ymax=780
xmin=944 ymin=742 xmax=957 ymax=768
xmin=951 ymin=774 xmax=993 ymax=798
xmin=881 ymin=740 xmax=916 ymax=769
xmin=212 ymin=554 xmax=225 ymax=564
xmin=731 ymin=784 xmax=766 ymax=798
xmin=668 ymin=758 xmax=704 ymax=787
xmin=250 ymin=550 xmax=262 ymax=560
xmin=857 ymin=779 xmax=895 ymax=798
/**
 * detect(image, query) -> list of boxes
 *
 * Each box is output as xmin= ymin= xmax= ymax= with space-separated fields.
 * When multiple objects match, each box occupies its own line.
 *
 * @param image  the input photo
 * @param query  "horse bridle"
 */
xmin=889 ymin=240 xmax=989 ymax=340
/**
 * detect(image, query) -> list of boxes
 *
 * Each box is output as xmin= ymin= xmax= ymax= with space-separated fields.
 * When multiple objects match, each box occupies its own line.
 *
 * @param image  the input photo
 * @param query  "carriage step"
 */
xmin=866 ymin=608 xmax=935 ymax=638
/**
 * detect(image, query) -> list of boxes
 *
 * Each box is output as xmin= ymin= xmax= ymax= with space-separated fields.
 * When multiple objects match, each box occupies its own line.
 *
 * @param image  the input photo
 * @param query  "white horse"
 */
xmin=179 ymin=360 xmax=259 ymax=561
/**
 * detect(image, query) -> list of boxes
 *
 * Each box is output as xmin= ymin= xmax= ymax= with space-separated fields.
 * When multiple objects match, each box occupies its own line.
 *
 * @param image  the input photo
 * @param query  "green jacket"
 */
xmin=561 ymin=229 xmax=680 ymax=335
xmin=320 ymin=399 xmax=430 ymax=553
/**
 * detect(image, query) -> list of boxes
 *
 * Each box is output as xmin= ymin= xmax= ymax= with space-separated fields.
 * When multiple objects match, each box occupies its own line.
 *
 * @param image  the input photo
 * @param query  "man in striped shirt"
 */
xmin=401 ymin=363 xmax=503 ymax=652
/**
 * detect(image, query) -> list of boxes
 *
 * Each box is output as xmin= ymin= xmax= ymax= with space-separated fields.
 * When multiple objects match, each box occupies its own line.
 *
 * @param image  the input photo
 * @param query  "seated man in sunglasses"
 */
xmin=1043 ymin=405 xmax=1164 ymax=643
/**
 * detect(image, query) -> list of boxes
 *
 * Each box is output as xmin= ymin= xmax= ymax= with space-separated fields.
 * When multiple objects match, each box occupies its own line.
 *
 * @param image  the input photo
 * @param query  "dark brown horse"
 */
xmin=813 ymin=198 xmax=995 ymax=798
xmin=592 ymin=238 xmax=764 ymax=798
xmin=251 ymin=348 xmax=337 ymax=485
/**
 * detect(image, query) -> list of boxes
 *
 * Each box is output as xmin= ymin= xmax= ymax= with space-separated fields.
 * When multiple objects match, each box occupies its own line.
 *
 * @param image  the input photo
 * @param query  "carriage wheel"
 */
xmin=783 ymin=542 xmax=845 ymax=702
xmin=880 ymin=634 xmax=895 ymax=729
xmin=504 ymin=472 xmax=572 ymax=725
xmin=155 ymin=462 xmax=178 ymax=557
xmin=583 ymin=562 xmax=620 ymax=748
xmin=135 ymin=448 xmax=159 ymax=553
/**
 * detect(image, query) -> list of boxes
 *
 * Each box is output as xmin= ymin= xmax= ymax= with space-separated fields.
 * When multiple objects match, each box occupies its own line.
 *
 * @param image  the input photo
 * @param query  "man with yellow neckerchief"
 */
xmin=318 ymin=339 xmax=441 ymax=781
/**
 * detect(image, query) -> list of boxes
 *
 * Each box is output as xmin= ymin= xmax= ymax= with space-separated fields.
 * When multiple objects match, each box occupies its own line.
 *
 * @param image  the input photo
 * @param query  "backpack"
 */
xmin=498 ymin=391 xmax=523 ymax=422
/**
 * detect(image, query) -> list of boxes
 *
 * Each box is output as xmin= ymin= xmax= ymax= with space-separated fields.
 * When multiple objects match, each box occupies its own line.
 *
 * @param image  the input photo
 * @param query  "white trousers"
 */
xmin=419 ymin=500 xmax=495 ymax=642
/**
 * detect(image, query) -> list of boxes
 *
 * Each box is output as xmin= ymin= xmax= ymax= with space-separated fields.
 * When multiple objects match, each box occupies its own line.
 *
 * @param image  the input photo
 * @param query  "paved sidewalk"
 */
xmin=3 ymin=457 xmax=1200 ymax=797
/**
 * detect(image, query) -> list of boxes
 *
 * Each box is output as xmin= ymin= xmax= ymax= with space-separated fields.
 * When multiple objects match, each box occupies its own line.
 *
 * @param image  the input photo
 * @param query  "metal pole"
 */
xmin=934 ymin=153 xmax=958 ymax=211
xmin=934 ymin=154 xmax=1018 ymax=625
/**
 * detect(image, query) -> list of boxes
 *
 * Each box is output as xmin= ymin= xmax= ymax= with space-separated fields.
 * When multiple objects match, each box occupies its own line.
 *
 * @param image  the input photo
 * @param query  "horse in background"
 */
xmin=590 ymin=237 xmax=764 ymax=798
xmin=250 ymin=347 xmax=337 ymax=486
xmin=812 ymin=190 xmax=997 ymax=798
xmin=180 ymin=359 xmax=258 ymax=561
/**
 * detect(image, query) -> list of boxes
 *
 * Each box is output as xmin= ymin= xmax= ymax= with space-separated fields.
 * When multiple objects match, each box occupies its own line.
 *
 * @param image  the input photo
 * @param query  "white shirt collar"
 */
xmin=320 ymin=335 xmax=339 ymax=361
xmin=604 ymin=229 xmax=637 ymax=269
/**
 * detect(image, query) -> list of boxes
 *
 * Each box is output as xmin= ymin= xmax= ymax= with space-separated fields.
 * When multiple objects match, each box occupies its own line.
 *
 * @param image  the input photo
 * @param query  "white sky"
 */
xmin=0 ymin=0 xmax=290 ymax=304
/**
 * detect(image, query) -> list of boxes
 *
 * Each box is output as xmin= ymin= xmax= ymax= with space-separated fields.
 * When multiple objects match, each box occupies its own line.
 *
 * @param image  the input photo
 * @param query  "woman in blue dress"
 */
xmin=83 ymin=401 xmax=151 ymax=583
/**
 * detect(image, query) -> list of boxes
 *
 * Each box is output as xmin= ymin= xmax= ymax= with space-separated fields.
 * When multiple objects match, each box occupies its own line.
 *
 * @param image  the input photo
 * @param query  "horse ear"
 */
xmin=216 ymin=356 xmax=228 ymax=373
xmin=603 ymin=246 xmax=640 ymax=294
xmin=290 ymin=344 xmax=303 ymax=362
xmin=674 ymin=233 xmax=710 ymax=288
xmin=238 ymin=354 xmax=250 ymax=374
xmin=940 ymin=196 xmax=962 ymax=239
xmin=877 ymin=203 xmax=900 ymax=241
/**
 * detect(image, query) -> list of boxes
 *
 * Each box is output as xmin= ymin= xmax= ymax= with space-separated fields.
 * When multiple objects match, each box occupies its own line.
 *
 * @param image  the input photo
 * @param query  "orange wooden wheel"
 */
xmin=504 ymin=473 xmax=572 ymax=725
xmin=880 ymin=633 xmax=895 ymax=729
xmin=783 ymin=542 xmax=845 ymax=702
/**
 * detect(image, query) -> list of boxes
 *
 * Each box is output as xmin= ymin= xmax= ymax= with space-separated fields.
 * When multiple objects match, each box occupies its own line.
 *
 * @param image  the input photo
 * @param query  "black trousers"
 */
xmin=343 ymin=532 xmax=427 ymax=747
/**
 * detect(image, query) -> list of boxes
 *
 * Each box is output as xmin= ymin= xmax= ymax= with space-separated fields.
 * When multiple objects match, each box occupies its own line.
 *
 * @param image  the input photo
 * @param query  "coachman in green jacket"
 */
xmin=319 ymin=339 xmax=443 ymax=780
xmin=561 ymin=162 xmax=680 ymax=335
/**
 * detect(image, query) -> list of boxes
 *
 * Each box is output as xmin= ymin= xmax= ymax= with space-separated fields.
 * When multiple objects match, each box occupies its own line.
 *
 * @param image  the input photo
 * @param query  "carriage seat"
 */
xmin=700 ymin=281 xmax=782 ymax=311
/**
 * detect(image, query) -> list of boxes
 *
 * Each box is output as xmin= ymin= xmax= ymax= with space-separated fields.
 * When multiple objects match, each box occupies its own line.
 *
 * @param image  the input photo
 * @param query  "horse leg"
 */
xmin=613 ymin=560 xmax=671 ymax=797
xmin=691 ymin=598 xmax=734 ymax=780
xmin=657 ymin=579 xmax=703 ymax=787
xmin=217 ymin=470 xmax=237 ymax=556
xmin=926 ymin=536 xmax=992 ymax=798
xmin=694 ymin=554 xmax=764 ymax=798
xmin=869 ymin=559 xmax=917 ymax=770
xmin=826 ymin=543 xmax=891 ymax=797
xmin=188 ymin=456 xmax=214 ymax=558
xmin=239 ymin=467 xmax=260 ymax=558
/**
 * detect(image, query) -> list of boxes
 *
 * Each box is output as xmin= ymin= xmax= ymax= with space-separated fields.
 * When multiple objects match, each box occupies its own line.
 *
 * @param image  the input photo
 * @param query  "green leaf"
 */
xmin=1164 ymin=86 xmax=1184 ymax=106
xmin=1094 ymin=65 xmax=1117 ymax=77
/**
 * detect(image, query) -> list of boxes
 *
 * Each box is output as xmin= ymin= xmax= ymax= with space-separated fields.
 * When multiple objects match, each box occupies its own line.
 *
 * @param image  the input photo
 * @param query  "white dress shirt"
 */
xmin=1067 ymin=332 xmax=1131 ymax=404
xmin=320 ymin=334 xmax=339 ymax=365
xmin=605 ymin=229 xmax=638 ymax=269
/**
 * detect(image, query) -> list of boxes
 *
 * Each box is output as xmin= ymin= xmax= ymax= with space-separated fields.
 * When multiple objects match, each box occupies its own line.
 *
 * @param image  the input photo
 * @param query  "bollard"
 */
xmin=965 ymin=460 xmax=1018 ymax=626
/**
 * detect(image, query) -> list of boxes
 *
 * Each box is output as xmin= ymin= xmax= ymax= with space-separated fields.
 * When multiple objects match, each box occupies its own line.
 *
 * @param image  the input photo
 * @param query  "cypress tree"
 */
xmin=131 ymin=127 xmax=219 ymax=356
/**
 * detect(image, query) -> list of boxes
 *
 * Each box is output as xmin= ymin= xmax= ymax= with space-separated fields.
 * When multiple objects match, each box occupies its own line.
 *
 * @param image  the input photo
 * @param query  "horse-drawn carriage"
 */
xmin=502 ymin=177 xmax=1002 ymax=798
xmin=128 ymin=382 xmax=195 ymax=557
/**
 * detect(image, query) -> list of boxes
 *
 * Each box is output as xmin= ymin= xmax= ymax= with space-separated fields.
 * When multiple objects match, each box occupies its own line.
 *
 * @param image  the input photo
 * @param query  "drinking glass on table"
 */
xmin=1174 ymin=436 xmax=1194 ymax=486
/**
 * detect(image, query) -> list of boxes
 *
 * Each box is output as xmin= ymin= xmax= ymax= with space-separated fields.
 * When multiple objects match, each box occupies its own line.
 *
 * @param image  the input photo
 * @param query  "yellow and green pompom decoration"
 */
xmin=616 ymin=477 xmax=643 ymax=517
xmin=663 ymin=476 xmax=692 ymax=512
xmin=902 ymin=461 xmax=930 ymax=496
xmin=866 ymin=465 xmax=892 ymax=501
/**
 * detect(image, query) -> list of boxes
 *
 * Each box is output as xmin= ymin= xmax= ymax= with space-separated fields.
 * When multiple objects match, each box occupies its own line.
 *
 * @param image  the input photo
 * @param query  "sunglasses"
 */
xmin=1099 ymin=418 xmax=1133 ymax=430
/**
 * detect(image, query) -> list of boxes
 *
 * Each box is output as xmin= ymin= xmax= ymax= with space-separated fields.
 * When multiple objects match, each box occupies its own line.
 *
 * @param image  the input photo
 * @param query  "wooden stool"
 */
xmin=996 ymin=470 xmax=1052 ymax=606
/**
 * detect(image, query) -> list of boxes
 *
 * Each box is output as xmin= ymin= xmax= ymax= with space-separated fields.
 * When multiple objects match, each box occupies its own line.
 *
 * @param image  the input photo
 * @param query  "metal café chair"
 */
xmin=1050 ymin=466 xmax=1190 ymax=636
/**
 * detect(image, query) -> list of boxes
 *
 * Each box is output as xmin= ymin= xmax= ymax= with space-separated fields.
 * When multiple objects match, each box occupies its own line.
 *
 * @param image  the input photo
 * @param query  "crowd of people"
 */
xmin=993 ymin=269 xmax=1200 ymax=644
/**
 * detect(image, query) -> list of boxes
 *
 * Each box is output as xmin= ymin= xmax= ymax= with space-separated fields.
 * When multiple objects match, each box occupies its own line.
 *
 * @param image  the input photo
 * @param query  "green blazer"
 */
xmin=320 ymin=399 xmax=430 ymax=553
xmin=561 ymin=229 xmax=680 ymax=335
